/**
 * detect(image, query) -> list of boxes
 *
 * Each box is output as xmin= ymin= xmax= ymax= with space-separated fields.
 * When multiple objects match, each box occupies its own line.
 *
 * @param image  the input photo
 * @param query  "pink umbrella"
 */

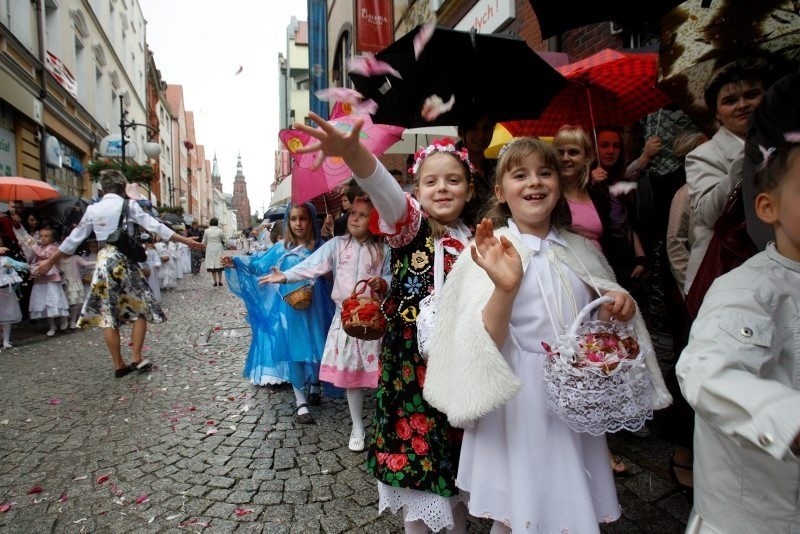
xmin=279 ymin=103 xmax=404 ymax=205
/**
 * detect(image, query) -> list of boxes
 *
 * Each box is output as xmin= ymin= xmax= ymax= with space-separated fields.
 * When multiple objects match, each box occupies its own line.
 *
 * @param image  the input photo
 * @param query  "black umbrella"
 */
xmin=34 ymin=196 xmax=89 ymax=229
xmin=528 ymin=0 xmax=684 ymax=39
xmin=349 ymin=26 xmax=566 ymax=128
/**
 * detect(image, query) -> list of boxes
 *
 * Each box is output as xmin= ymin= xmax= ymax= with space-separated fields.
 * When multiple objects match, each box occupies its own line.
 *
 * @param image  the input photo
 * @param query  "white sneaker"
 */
xmin=2 ymin=343 xmax=11 ymax=349
xmin=46 ymin=328 xmax=56 ymax=337
xmin=348 ymin=431 xmax=366 ymax=452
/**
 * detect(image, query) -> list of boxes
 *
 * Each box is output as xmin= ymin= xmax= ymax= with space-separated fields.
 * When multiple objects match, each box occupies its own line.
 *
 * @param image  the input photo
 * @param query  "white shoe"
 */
xmin=59 ymin=317 xmax=69 ymax=330
xmin=46 ymin=328 xmax=56 ymax=337
xmin=2 ymin=343 xmax=11 ymax=349
xmin=348 ymin=430 xmax=366 ymax=452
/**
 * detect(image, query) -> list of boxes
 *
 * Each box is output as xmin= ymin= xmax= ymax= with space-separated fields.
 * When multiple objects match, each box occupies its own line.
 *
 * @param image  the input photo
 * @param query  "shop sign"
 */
xmin=455 ymin=0 xmax=515 ymax=34
xmin=356 ymin=0 xmax=393 ymax=53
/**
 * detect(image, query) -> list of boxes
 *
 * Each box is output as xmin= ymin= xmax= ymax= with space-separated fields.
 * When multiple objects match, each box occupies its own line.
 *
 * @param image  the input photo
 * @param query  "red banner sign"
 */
xmin=356 ymin=0 xmax=393 ymax=54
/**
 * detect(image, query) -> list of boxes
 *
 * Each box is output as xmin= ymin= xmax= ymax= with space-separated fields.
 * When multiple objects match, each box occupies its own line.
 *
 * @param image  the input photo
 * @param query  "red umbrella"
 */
xmin=501 ymin=49 xmax=671 ymax=139
xmin=0 ymin=176 xmax=60 ymax=201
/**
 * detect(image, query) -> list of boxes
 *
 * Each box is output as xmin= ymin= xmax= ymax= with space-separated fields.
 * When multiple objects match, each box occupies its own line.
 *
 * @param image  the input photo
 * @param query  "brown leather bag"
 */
xmin=685 ymin=181 xmax=757 ymax=319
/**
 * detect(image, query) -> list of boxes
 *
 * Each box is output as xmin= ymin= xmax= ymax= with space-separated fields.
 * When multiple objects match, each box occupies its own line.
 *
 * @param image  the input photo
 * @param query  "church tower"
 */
xmin=231 ymin=153 xmax=252 ymax=231
xmin=211 ymin=153 xmax=222 ymax=192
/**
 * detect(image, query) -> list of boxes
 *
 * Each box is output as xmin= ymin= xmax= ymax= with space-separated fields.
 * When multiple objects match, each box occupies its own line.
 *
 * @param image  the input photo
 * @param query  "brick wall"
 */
xmin=559 ymin=23 xmax=624 ymax=59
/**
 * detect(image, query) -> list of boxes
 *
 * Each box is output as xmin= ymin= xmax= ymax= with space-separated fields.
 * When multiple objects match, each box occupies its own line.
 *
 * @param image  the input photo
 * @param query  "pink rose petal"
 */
xmin=234 ymin=507 xmax=253 ymax=516
xmin=27 ymin=486 xmax=43 ymax=495
xmin=0 ymin=503 xmax=11 ymax=513
xmin=48 ymin=398 xmax=61 ymax=406
xmin=96 ymin=474 xmax=110 ymax=484
xmin=57 ymin=492 xmax=68 ymax=503
xmin=135 ymin=494 xmax=150 ymax=505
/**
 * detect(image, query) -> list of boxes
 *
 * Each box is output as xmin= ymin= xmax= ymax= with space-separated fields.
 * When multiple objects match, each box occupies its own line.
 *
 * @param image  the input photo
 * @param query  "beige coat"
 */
xmin=202 ymin=226 xmax=225 ymax=269
xmin=684 ymin=126 xmax=744 ymax=293
xmin=677 ymin=244 xmax=800 ymax=533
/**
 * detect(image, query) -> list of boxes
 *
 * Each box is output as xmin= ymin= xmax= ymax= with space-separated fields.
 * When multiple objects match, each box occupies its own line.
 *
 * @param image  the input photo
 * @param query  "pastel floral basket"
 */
xmin=542 ymin=296 xmax=653 ymax=436
xmin=341 ymin=279 xmax=386 ymax=341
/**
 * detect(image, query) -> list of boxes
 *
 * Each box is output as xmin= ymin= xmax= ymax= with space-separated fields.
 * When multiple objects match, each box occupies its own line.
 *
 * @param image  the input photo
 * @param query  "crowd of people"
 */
xmin=1 ymin=53 xmax=797 ymax=533
xmin=220 ymin=55 xmax=800 ymax=534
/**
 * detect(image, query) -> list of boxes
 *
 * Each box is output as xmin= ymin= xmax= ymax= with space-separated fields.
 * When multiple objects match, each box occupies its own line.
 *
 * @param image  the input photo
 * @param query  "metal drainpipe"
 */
xmin=36 ymin=0 xmax=48 ymax=180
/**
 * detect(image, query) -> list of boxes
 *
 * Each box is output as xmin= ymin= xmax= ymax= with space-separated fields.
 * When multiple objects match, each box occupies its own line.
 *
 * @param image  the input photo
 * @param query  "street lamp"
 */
xmin=119 ymin=94 xmax=160 ymax=166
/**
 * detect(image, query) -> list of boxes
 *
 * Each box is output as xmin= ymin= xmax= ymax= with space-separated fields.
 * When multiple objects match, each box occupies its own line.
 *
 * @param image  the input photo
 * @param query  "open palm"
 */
xmin=471 ymin=219 xmax=522 ymax=293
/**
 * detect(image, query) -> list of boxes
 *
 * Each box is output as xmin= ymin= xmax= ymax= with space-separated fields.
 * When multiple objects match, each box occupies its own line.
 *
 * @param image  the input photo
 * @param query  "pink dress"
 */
xmin=282 ymin=235 xmax=390 ymax=388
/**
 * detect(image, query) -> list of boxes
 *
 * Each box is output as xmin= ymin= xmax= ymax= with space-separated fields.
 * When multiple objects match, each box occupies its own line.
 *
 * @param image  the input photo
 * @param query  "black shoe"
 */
xmin=114 ymin=365 xmax=134 ymax=378
xmin=308 ymin=382 xmax=322 ymax=406
xmin=295 ymin=403 xmax=314 ymax=424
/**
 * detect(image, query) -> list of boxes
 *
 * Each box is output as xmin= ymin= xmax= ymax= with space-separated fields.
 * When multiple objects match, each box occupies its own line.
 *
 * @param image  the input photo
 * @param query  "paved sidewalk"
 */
xmin=0 ymin=267 xmax=690 ymax=533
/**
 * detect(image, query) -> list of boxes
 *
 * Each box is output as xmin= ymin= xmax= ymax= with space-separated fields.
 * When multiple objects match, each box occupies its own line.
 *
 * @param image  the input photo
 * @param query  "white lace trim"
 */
xmin=377 ymin=481 xmax=466 ymax=532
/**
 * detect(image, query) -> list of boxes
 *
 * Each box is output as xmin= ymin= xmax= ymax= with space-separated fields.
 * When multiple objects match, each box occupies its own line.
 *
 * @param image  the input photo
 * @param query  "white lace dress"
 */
xmin=456 ymin=228 xmax=620 ymax=533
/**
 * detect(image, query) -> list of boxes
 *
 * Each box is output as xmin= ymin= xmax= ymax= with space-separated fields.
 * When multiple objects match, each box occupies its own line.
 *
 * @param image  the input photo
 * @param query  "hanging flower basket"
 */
xmin=87 ymin=159 xmax=155 ymax=185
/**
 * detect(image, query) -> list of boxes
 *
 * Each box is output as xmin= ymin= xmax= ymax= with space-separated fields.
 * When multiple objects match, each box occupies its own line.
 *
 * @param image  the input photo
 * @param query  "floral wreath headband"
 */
xmin=409 ymin=137 xmax=475 ymax=176
xmin=497 ymin=137 xmax=528 ymax=159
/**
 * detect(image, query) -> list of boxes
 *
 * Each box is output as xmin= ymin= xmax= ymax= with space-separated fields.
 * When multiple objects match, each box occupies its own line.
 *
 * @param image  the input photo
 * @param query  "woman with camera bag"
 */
xmin=33 ymin=170 xmax=205 ymax=378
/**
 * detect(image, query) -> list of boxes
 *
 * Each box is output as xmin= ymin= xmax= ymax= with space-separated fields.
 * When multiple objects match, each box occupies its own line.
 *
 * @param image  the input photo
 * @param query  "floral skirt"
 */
xmin=79 ymin=245 xmax=166 ymax=329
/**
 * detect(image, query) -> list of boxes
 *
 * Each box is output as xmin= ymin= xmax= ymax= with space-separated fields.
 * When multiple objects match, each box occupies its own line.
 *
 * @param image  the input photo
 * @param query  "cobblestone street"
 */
xmin=0 ymin=266 xmax=691 ymax=533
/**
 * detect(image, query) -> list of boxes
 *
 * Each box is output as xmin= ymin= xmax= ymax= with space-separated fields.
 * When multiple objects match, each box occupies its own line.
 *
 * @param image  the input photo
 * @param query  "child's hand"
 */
xmin=366 ymin=276 xmax=387 ymax=294
xmin=258 ymin=267 xmax=286 ymax=285
xmin=598 ymin=291 xmax=636 ymax=322
xmin=220 ymin=256 xmax=233 ymax=268
xmin=0 ymin=247 xmax=7 ymax=254
xmin=293 ymin=112 xmax=367 ymax=172
xmin=321 ymin=214 xmax=334 ymax=238
xmin=470 ymin=219 xmax=522 ymax=293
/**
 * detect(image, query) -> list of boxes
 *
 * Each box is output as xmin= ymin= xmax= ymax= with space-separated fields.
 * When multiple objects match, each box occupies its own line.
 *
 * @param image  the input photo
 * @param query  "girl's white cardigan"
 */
xmin=423 ymin=226 xmax=672 ymax=428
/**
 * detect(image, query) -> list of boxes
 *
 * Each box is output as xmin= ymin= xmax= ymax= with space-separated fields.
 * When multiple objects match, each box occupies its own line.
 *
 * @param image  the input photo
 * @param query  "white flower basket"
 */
xmin=542 ymin=296 xmax=653 ymax=435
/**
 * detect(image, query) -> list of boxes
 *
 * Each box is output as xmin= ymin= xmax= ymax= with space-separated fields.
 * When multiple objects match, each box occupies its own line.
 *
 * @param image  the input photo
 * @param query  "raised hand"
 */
xmin=258 ymin=267 xmax=287 ymax=285
xmin=293 ymin=112 xmax=365 ymax=170
xmin=470 ymin=219 xmax=522 ymax=294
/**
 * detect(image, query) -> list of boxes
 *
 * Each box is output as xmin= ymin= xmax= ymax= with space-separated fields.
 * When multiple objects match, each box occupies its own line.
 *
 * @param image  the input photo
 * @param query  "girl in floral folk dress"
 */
xmin=294 ymin=112 xmax=474 ymax=533
xmin=260 ymin=196 xmax=390 ymax=452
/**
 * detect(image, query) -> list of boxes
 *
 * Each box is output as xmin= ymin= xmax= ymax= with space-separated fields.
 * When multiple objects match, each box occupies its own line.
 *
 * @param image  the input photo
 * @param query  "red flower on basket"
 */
xmin=542 ymin=326 xmax=640 ymax=375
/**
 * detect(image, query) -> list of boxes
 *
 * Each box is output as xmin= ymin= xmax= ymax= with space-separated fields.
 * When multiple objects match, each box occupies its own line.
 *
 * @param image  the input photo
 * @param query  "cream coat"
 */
xmin=684 ymin=126 xmax=744 ymax=293
xmin=677 ymin=244 xmax=800 ymax=534
xmin=423 ymin=226 xmax=671 ymax=428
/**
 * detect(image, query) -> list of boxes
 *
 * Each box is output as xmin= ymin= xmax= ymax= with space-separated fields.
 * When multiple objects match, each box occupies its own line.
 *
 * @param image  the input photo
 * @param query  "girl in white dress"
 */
xmin=156 ymin=239 xmax=177 ymax=289
xmin=260 ymin=196 xmax=390 ymax=452
xmin=0 ymin=244 xmax=28 ymax=348
xmin=59 ymin=252 xmax=94 ymax=328
xmin=14 ymin=227 xmax=69 ymax=336
xmin=139 ymin=234 xmax=162 ymax=302
xmin=424 ymin=138 xmax=671 ymax=533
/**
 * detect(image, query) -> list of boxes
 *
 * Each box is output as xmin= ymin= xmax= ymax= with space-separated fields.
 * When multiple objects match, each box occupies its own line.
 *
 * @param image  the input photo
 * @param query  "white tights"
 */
xmin=0 ymin=323 xmax=11 ymax=346
xmin=292 ymin=386 xmax=309 ymax=415
xmin=346 ymin=388 xmax=364 ymax=436
xmin=68 ymin=304 xmax=81 ymax=327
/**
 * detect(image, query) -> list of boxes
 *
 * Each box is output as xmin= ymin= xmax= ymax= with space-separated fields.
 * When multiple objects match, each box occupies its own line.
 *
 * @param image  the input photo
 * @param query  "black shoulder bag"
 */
xmin=106 ymin=199 xmax=147 ymax=263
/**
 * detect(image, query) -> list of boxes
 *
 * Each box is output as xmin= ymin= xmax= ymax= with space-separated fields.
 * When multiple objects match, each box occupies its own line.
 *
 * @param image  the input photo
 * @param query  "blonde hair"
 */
xmin=553 ymin=125 xmax=595 ymax=189
xmin=483 ymin=138 xmax=572 ymax=230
